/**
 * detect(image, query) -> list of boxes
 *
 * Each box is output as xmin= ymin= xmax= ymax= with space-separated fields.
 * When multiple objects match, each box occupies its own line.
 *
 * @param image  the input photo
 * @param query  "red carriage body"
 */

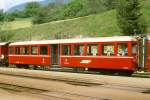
xmin=8 ymin=36 xmax=138 ymax=74
xmin=0 ymin=42 xmax=9 ymax=65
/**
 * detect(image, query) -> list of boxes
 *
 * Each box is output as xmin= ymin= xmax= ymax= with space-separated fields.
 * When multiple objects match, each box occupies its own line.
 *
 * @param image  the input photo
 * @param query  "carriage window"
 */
xmin=118 ymin=44 xmax=128 ymax=56
xmin=132 ymin=44 xmax=137 ymax=55
xmin=74 ymin=45 xmax=84 ymax=55
xmin=102 ymin=44 xmax=114 ymax=56
xmin=9 ymin=47 xmax=14 ymax=54
xmin=31 ymin=46 xmax=38 ymax=55
xmin=87 ymin=44 xmax=98 ymax=56
xmin=22 ymin=46 xmax=29 ymax=55
xmin=15 ymin=47 xmax=21 ymax=55
xmin=40 ymin=46 xmax=48 ymax=55
xmin=62 ymin=45 xmax=71 ymax=55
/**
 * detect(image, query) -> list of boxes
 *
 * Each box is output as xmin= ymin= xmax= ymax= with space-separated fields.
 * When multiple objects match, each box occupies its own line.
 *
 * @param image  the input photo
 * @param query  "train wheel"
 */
xmin=73 ymin=68 xmax=85 ymax=73
xmin=16 ymin=64 xmax=22 ymax=68
xmin=117 ymin=71 xmax=133 ymax=76
xmin=29 ymin=65 xmax=38 ymax=70
xmin=23 ymin=65 xmax=29 ymax=69
xmin=99 ymin=70 xmax=116 ymax=75
xmin=5 ymin=63 xmax=9 ymax=67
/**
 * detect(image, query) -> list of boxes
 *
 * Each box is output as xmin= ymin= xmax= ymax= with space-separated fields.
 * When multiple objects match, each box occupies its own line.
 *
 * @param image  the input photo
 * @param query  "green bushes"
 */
xmin=32 ymin=0 xmax=115 ymax=24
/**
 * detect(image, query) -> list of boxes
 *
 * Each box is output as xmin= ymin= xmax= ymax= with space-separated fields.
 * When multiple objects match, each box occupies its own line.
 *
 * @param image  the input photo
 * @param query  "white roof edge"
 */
xmin=0 ymin=42 xmax=9 ymax=46
xmin=9 ymin=36 xmax=137 ymax=46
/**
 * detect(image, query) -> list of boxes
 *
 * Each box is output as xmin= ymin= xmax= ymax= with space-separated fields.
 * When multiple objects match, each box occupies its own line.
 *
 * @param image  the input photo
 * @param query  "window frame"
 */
xmin=9 ymin=47 xmax=14 ymax=54
xmin=87 ymin=44 xmax=99 ymax=56
xmin=61 ymin=45 xmax=71 ymax=56
xmin=22 ymin=46 xmax=30 ymax=55
xmin=117 ymin=43 xmax=129 ymax=56
xmin=102 ymin=43 xmax=115 ymax=56
xmin=15 ymin=46 xmax=21 ymax=55
xmin=73 ymin=44 xmax=85 ymax=56
xmin=31 ymin=46 xmax=39 ymax=55
xmin=40 ymin=45 xmax=48 ymax=55
xmin=132 ymin=43 xmax=138 ymax=56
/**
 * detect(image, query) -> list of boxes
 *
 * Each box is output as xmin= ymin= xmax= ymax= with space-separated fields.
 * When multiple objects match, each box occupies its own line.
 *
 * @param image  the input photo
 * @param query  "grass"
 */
xmin=2 ymin=0 xmax=150 ymax=41
xmin=8 ymin=10 xmax=122 ymax=41
xmin=1 ymin=18 xmax=32 ymax=31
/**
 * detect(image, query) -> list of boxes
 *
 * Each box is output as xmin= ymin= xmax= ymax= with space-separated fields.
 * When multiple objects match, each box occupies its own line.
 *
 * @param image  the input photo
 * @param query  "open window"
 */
xmin=40 ymin=46 xmax=48 ymax=55
xmin=102 ymin=44 xmax=114 ymax=56
xmin=22 ymin=46 xmax=29 ymax=55
xmin=117 ymin=44 xmax=128 ymax=56
xmin=74 ymin=45 xmax=84 ymax=55
xmin=31 ymin=46 xmax=38 ymax=55
xmin=62 ymin=45 xmax=71 ymax=55
xmin=9 ymin=47 xmax=14 ymax=54
xmin=87 ymin=44 xmax=98 ymax=56
xmin=15 ymin=47 xmax=21 ymax=55
xmin=132 ymin=44 xmax=137 ymax=56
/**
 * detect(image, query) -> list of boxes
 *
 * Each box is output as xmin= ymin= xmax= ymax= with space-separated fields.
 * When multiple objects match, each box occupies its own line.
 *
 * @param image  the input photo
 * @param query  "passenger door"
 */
xmin=51 ymin=44 xmax=60 ymax=65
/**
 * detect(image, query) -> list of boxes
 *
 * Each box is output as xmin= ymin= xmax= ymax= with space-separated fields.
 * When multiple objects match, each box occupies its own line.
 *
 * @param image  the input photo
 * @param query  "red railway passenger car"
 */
xmin=8 ymin=36 xmax=139 ymax=75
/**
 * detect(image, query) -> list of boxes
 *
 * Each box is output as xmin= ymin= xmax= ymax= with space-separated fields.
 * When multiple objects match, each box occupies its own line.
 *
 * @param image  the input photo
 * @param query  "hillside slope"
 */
xmin=6 ymin=0 xmax=150 ymax=41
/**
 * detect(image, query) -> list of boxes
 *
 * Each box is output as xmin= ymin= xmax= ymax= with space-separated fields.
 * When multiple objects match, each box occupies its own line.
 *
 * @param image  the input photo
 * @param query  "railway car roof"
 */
xmin=0 ymin=42 xmax=9 ymax=46
xmin=9 ymin=36 xmax=136 ymax=46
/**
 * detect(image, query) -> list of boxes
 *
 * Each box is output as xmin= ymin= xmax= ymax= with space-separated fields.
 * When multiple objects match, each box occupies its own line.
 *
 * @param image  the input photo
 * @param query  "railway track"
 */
xmin=0 ymin=67 xmax=150 ymax=89
xmin=0 ymin=83 xmax=102 ymax=100
xmin=0 ymin=72 xmax=149 ymax=93
xmin=0 ymin=74 xmax=109 ymax=100
xmin=0 ymin=67 xmax=150 ymax=100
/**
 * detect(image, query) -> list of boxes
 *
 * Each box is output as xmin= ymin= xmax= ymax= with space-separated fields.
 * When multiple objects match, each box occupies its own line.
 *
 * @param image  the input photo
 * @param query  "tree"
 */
xmin=116 ymin=0 xmax=146 ymax=35
xmin=4 ymin=13 xmax=15 ymax=22
xmin=63 ymin=0 xmax=83 ymax=17
xmin=82 ymin=0 xmax=107 ymax=14
xmin=103 ymin=0 xmax=116 ymax=10
xmin=25 ymin=2 xmax=41 ymax=17
xmin=0 ymin=11 xmax=4 ymax=22
xmin=32 ymin=7 xmax=48 ymax=24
